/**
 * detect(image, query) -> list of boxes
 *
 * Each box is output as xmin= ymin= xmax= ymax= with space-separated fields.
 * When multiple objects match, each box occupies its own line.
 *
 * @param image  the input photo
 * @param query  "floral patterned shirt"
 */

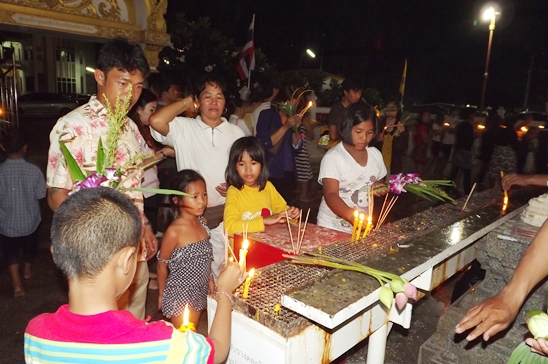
xmin=47 ymin=95 xmax=148 ymax=212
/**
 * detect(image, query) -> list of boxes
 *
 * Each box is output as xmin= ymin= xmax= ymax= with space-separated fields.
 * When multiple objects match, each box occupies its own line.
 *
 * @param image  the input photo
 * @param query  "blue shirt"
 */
xmin=255 ymin=108 xmax=301 ymax=179
xmin=0 ymin=158 xmax=46 ymax=237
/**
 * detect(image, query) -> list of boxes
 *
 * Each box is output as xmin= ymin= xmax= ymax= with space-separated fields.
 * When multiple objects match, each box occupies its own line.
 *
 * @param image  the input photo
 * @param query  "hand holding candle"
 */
xmin=299 ymin=101 xmax=314 ymax=116
xmin=242 ymin=268 xmax=255 ymax=299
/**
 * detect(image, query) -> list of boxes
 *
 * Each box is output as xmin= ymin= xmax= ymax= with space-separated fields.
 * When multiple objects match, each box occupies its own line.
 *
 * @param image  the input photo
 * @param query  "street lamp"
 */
xmin=479 ymin=5 xmax=500 ymax=111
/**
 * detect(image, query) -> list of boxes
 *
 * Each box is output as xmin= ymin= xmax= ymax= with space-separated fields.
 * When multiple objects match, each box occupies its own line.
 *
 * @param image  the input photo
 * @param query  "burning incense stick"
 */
xmin=461 ymin=182 xmax=477 ymax=213
xmin=376 ymin=196 xmax=399 ymax=231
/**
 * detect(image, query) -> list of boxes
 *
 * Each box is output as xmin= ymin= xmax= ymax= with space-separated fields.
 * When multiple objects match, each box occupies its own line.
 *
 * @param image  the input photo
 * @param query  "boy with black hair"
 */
xmin=328 ymin=77 xmax=364 ymax=142
xmin=25 ymin=188 xmax=245 ymax=363
xmin=148 ymin=72 xmax=183 ymax=108
xmin=46 ymin=37 xmax=155 ymax=319
xmin=0 ymin=128 xmax=46 ymax=297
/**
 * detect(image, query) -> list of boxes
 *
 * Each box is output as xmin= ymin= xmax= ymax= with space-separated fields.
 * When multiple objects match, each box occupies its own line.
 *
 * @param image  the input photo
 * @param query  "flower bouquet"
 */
xmin=283 ymin=252 xmax=417 ymax=310
xmin=275 ymin=87 xmax=313 ymax=138
xmin=508 ymin=309 xmax=548 ymax=363
xmin=59 ymin=86 xmax=187 ymax=198
xmin=374 ymin=173 xmax=454 ymax=231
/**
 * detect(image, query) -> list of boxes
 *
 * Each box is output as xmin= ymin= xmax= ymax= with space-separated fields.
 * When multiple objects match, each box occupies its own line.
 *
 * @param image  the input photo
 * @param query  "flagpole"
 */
xmin=247 ymin=14 xmax=255 ymax=92
xmin=399 ymin=58 xmax=407 ymax=108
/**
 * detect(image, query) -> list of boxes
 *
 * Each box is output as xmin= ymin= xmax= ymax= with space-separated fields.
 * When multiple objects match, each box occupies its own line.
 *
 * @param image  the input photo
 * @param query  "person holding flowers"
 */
xmin=149 ymin=74 xmax=245 ymax=280
xmin=317 ymin=103 xmax=387 ymax=233
xmin=45 ymin=38 xmax=155 ymax=320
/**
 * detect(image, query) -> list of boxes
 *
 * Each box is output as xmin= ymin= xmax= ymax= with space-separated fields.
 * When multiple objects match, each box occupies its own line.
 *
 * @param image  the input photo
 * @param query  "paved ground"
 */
xmin=0 ymin=119 xmax=461 ymax=363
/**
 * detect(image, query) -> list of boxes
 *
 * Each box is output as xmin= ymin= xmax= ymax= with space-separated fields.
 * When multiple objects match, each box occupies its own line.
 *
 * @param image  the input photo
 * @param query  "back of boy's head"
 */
xmin=341 ymin=77 xmax=364 ymax=93
xmin=1 ymin=127 xmax=28 ymax=154
xmin=97 ymin=37 xmax=150 ymax=78
xmin=169 ymin=169 xmax=206 ymax=208
xmin=51 ymin=188 xmax=142 ymax=280
xmin=148 ymin=73 xmax=177 ymax=96
xmin=225 ymin=136 xmax=269 ymax=191
xmin=338 ymin=103 xmax=378 ymax=145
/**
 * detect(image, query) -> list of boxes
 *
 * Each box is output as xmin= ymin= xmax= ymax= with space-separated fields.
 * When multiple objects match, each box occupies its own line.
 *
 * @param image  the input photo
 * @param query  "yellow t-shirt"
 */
xmin=224 ymin=181 xmax=288 ymax=236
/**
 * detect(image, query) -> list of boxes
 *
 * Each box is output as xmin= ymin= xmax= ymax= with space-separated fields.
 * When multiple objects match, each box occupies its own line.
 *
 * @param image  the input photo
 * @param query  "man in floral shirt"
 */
xmin=46 ymin=38 xmax=154 ymax=319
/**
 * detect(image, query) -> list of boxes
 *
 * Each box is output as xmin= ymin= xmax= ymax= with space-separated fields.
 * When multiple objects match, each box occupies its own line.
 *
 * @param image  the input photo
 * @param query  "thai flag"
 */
xmin=237 ymin=15 xmax=255 ymax=80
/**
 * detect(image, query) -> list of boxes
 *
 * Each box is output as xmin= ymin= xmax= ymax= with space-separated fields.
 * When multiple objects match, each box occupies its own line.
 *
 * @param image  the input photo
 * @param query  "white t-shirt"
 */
xmin=317 ymin=143 xmax=387 ymax=233
xmin=150 ymin=116 xmax=245 ymax=207
xmin=229 ymin=114 xmax=252 ymax=136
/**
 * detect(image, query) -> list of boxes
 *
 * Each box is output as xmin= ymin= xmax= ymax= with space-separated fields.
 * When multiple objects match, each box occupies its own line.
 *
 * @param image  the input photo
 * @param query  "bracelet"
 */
xmin=216 ymin=291 xmax=234 ymax=308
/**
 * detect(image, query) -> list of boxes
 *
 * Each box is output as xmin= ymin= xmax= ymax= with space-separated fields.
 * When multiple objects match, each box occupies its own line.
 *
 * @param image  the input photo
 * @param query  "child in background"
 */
xmin=0 ymin=128 xmax=46 ymax=297
xmin=224 ymin=136 xmax=300 ymax=236
xmin=157 ymin=169 xmax=214 ymax=330
xmin=317 ymin=103 xmax=387 ymax=233
xmin=24 ymin=188 xmax=246 ymax=364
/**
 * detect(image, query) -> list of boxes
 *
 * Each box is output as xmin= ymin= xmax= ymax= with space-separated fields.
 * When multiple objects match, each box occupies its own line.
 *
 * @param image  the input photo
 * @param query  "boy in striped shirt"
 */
xmin=24 ymin=188 xmax=245 ymax=364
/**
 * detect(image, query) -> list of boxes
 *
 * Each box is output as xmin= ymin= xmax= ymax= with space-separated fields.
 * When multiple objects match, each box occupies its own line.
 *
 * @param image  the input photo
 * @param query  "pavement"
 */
xmin=0 ymin=120 xmax=460 ymax=363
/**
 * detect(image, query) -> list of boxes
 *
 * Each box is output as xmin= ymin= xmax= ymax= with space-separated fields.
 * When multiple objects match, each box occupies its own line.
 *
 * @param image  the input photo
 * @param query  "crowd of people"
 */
xmin=2 ymin=37 xmax=548 ymax=362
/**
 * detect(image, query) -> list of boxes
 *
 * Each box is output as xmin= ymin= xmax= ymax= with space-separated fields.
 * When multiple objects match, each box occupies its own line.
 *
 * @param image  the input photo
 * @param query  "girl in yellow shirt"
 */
xmin=224 ymin=136 xmax=300 ymax=236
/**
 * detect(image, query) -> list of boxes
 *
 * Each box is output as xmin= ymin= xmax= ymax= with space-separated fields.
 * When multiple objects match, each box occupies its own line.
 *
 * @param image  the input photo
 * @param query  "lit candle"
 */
xmin=179 ymin=304 xmax=196 ymax=332
xmin=224 ymin=229 xmax=229 ymax=264
xmin=355 ymin=213 xmax=365 ymax=240
xmin=362 ymin=215 xmax=373 ymax=239
xmin=443 ymin=122 xmax=450 ymax=127
xmin=239 ymin=239 xmax=249 ymax=268
xmin=299 ymin=101 xmax=314 ymax=116
xmin=350 ymin=210 xmax=359 ymax=241
xmin=242 ymin=268 xmax=255 ymax=299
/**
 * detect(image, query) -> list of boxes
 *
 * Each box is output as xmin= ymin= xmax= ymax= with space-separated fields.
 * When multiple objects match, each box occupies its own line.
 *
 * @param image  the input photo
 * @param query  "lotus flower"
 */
xmin=379 ymin=286 xmax=394 ymax=310
xmin=395 ymin=292 xmax=408 ymax=310
xmin=389 ymin=279 xmax=405 ymax=293
xmin=528 ymin=312 xmax=548 ymax=339
xmin=403 ymin=283 xmax=418 ymax=300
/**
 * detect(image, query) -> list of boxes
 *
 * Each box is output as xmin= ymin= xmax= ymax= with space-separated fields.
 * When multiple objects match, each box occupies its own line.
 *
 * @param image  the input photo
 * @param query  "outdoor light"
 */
xmin=479 ymin=3 xmax=501 ymax=111
xmin=85 ymin=67 xmax=95 ymax=73
xmin=306 ymin=49 xmax=316 ymax=58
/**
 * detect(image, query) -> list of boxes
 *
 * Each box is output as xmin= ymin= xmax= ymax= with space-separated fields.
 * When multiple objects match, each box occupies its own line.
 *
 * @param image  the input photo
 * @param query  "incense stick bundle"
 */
xmin=297 ymin=208 xmax=311 ymax=254
xmin=285 ymin=210 xmax=296 ymax=253
xmin=376 ymin=195 xmax=399 ymax=231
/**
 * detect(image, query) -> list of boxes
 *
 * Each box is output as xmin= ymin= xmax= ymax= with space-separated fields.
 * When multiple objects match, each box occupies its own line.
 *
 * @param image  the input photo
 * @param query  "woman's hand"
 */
xmin=160 ymin=147 xmax=175 ymax=158
xmin=157 ymin=294 xmax=163 ymax=312
xmin=208 ymin=275 xmax=216 ymax=295
xmin=372 ymin=181 xmax=388 ymax=196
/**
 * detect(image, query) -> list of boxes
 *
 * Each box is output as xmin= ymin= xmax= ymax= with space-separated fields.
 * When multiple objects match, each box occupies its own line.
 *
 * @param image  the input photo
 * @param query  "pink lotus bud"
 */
xmin=403 ymin=283 xmax=418 ymax=300
xmin=395 ymin=292 xmax=408 ymax=310
xmin=379 ymin=286 xmax=394 ymax=309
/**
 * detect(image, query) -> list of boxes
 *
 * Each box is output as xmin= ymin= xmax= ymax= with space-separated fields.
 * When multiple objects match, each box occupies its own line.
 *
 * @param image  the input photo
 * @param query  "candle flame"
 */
xmin=354 ymin=210 xmax=359 ymax=218
xmin=307 ymin=101 xmax=313 ymax=107
xmin=182 ymin=303 xmax=190 ymax=327
xmin=539 ymin=125 xmax=545 ymax=129
xmin=503 ymin=196 xmax=508 ymax=205
xmin=477 ymin=124 xmax=486 ymax=130
xmin=443 ymin=122 xmax=450 ymax=127
xmin=359 ymin=213 xmax=365 ymax=221
xmin=367 ymin=215 xmax=372 ymax=223
xmin=242 ymin=239 xmax=249 ymax=250
xmin=248 ymin=268 xmax=255 ymax=278
xmin=520 ymin=126 xmax=528 ymax=133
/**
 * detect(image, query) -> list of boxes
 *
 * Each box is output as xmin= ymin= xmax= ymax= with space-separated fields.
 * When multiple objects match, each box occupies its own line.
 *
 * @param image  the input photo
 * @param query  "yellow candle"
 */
xmin=362 ymin=215 xmax=373 ymax=239
xmin=299 ymin=101 xmax=313 ymax=116
xmin=242 ymin=268 xmax=255 ymax=299
xmin=179 ymin=304 xmax=196 ymax=332
xmin=239 ymin=239 xmax=249 ymax=268
xmin=355 ymin=213 xmax=365 ymax=240
xmin=350 ymin=210 xmax=359 ymax=241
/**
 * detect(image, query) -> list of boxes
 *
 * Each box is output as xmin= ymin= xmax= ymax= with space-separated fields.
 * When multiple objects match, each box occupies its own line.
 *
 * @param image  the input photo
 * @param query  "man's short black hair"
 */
xmin=148 ymin=73 xmax=179 ymax=96
xmin=51 ymin=188 xmax=142 ymax=280
xmin=341 ymin=77 xmax=364 ymax=93
xmin=97 ymin=37 xmax=150 ymax=78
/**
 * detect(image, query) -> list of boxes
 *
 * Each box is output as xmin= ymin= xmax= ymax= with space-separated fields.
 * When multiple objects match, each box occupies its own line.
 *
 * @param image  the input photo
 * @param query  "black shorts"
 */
xmin=0 ymin=229 xmax=39 ymax=265
xmin=431 ymin=141 xmax=442 ymax=157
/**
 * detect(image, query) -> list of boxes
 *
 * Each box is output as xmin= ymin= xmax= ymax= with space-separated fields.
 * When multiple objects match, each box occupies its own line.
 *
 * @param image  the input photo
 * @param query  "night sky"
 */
xmin=166 ymin=0 xmax=548 ymax=110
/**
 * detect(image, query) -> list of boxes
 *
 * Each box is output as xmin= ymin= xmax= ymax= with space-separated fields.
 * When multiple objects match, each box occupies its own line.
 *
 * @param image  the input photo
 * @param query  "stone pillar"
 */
xmin=418 ymin=217 xmax=547 ymax=363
